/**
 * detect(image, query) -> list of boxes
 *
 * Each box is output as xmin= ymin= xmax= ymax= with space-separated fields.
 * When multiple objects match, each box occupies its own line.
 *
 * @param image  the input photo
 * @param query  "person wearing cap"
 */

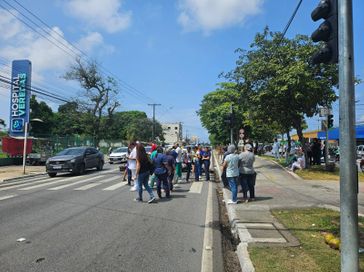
xmin=239 ymin=144 xmax=256 ymax=202
xmin=222 ymin=145 xmax=240 ymax=204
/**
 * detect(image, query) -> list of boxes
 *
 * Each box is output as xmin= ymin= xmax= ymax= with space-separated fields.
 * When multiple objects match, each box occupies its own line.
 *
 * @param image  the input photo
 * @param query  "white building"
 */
xmin=162 ymin=123 xmax=182 ymax=144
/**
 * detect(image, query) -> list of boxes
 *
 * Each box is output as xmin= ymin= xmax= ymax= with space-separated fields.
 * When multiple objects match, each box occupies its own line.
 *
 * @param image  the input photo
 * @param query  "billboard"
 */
xmin=9 ymin=60 xmax=32 ymax=137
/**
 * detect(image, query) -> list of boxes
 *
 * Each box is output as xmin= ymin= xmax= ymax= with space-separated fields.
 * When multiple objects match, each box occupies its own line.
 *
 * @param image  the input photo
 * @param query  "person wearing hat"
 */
xmin=238 ymin=144 xmax=256 ymax=202
xmin=222 ymin=145 xmax=240 ymax=204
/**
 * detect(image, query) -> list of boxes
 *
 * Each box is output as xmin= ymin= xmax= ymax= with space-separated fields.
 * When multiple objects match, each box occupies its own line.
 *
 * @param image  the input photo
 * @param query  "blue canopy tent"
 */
xmin=317 ymin=125 xmax=364 ymax=140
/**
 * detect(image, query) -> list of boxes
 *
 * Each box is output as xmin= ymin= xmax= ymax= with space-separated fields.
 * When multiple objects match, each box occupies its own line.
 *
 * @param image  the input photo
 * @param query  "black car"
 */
xmin=46 ymin=147 xmax=104 ymax=177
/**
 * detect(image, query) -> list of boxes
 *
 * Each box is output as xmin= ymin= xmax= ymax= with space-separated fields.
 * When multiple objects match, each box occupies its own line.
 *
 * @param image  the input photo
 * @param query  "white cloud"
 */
xmin=178 ymin=0 xmax=264 ymax=33
xmin=64 ymin=0 xmax=132 ymax=33
xmin=0 ymin=9 xmax=109 ymax=81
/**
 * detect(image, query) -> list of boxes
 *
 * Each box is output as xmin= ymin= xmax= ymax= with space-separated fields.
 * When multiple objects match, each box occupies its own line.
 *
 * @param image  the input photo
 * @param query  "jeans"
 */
xmin=194 ymin=161 xmax=200 ymax=181
xmin=185 ymin=163 xmax=191 ymax=181
xmin=156 ymin=172 xmax=170 ymax=197
xmin=227 ymin=176 xmax=238 ymax=202
xmin=168 ymin=172 xmax=175 ymax=191
xmin=203 ymin=160 xmax=210 ymax=180
xmin=137 ymin=171 xmax=154 ymax=200
xmin=239 ymin=173 xmax=255 ymax=199
xmin=199 ymin=159 xmax=203 ymax=176
xmin=127 ymin=168 xmax=132 ymax=185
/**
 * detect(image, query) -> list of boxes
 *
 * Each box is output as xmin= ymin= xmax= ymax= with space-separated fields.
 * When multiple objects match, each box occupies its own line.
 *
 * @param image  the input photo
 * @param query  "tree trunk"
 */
xmin=286 ymin=130 xmax=291 ymax=162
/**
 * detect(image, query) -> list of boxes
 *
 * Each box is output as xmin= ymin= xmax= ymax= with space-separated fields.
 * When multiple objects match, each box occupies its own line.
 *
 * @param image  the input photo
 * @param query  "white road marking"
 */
xmin=47 ymin=175 xmax=105 ymax=190
xmin=101 ymin=168 xmax=119 ymax=173
xmin=0 ymin=194 xmax=17 ymax=201
xmin=0 ymin=176 xmax=49 ymax=188
xmin=102 ymin=182 xmax=127 ymax=191
xmin=201 ymin=180 xmax=213 ymax=272
xmin=189 ymin=181 xmax=203 ymax=194
xmin=74 ymin=176 xmax=120 ymax=191
xmin=19 ymin=175 xmax=81 ymax=190
xmin=0 ymin=177 xmax=61 ymax=191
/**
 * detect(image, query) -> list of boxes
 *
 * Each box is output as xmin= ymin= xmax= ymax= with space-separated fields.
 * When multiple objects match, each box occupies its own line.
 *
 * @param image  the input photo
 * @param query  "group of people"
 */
xmin=121 ymin=142 xmax=212 ymax=203
xmin=221 ymin=144 xmax=256 ymax=205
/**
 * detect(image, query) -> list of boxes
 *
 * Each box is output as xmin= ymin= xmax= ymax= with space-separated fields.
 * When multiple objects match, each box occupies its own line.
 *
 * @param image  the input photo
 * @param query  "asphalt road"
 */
xmin=0 ymin=165 xmax=223 ymax=272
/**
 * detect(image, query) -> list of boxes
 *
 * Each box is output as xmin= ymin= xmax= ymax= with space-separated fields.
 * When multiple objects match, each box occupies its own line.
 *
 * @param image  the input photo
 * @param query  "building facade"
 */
xmin=162 ymin=122 xmax=182 ymax=145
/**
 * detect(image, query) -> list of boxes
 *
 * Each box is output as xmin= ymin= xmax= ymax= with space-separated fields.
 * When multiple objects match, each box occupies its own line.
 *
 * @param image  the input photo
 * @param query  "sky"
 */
xmin=0 ymin=0 xmax=363 ymax=142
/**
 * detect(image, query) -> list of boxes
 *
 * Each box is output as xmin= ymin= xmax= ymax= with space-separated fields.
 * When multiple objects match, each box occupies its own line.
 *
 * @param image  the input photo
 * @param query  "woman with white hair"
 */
xmin=222 ymin=145 xmax=240 ymax=204
xmin=239 ymin=144 xmax=256 ymax=202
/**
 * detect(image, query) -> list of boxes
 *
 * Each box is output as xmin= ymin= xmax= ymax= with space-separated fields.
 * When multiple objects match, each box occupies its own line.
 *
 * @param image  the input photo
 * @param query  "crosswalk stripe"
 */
xmin=102 ymin=168 xmax=119 ymax=173
xmin=189 ymin=182 xmax=203 ymax=194
xmin=102 ymin=182 xmax=127 ymax=191
xmin=47 ymin=175 xmax=105 ymax=190
xmin=19 ymin=175 xmax=81 ymax=191
xmin=0 ymin=176 xmax=49 ymax=188
xmin=0 ymin=194 xmax=17 ymax=201
xmin=0 ymin=177 xmax=62 ymax=191
xmin=74 ymin=176 xmax=120 ymax=191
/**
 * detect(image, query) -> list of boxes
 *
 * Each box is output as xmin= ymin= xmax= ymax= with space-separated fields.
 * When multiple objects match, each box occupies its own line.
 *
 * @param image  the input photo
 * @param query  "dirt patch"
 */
xmin=216 ymin=186 xmax=242 ymax=272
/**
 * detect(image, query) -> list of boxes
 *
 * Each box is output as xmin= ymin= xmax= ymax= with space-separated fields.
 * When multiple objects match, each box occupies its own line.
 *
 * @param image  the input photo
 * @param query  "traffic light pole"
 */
xmin=230 ymin=104 xmax=234 ymax=145
xmin=325 ymin=113 xmax=329 ymax=167
xmin=338 ymin=0 xmax=358 ymax=271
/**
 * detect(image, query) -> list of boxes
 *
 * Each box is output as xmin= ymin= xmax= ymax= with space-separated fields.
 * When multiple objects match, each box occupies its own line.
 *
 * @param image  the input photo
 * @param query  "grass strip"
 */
xmin=249 ymin=208 xmax=364 ymax=272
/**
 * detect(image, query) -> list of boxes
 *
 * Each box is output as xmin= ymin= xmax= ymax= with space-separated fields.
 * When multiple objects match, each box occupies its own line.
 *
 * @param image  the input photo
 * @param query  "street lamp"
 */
xmin=22 ymin=118 xmax=44 ymax=174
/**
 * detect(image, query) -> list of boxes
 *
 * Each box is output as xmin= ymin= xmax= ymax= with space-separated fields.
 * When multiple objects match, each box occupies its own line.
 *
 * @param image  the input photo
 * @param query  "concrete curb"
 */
xmin=213 ymin=152 xmax=255 ymax=272
xmin=1 ymin=173 xmax=47 ymax=184
xmin=259 ymin=156 xmax=303 ymax=180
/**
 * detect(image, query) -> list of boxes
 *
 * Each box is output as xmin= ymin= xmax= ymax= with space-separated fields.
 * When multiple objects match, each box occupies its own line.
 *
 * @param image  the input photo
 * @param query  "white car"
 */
xmin=109 ymin=147 xmax=128 ymax=164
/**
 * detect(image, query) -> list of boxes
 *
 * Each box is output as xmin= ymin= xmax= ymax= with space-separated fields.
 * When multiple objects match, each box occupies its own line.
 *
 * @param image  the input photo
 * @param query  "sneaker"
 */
xmin=227 ymin=200 xmax=238 ymax=205
xmin=148 ymin=197 xmax=156 ymax=203
xmin=134 ymin=198 xmax=142 ymax=202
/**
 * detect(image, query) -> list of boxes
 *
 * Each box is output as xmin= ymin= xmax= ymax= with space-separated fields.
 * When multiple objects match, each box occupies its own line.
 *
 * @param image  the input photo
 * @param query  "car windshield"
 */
xmin=56 ymin=148 xmax=85 ymax=156
xmin=113 ymin=147 xmax=128 ymax=153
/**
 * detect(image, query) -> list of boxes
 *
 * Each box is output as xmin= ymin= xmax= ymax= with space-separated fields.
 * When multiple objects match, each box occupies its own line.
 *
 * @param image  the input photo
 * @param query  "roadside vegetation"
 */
xmin=249 ymin=208 xmax=364 ymax=272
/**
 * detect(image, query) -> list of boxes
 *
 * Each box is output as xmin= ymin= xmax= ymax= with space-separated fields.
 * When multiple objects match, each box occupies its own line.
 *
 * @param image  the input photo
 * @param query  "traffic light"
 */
xmin=328 ymin=114 xmax=334 ymax=128
xmin=311 ymin=0 xmax=338 ymax=64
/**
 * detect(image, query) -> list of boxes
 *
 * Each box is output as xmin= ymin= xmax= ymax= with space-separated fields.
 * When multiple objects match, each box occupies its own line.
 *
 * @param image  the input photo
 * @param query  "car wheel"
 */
xmin=77 ymin=163 xmax=85 ymax=175
xmin=48 ymin=172 xmax=57 ymax=178
xmin=97 ymin=160 xmax=104 ymax=171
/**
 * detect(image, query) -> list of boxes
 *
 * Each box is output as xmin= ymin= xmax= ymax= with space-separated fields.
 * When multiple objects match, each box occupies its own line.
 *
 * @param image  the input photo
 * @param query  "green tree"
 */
xmin=53 ymin=101 xmax=87 ymax=136
xmin=29 ymin=95 xmax=54 ymax=137
xmin=198 ymin=82 xmax=248 ymax=145
xmin=228 ymin=27 xmax=338 ymax=152
xmin=64 ymin=58 xmax=120 ymax=146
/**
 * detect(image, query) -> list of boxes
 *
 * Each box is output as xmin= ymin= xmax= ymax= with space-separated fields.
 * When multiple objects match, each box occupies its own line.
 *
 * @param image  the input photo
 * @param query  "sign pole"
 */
xmin=22 ymin=122 xmax=28 ymax=174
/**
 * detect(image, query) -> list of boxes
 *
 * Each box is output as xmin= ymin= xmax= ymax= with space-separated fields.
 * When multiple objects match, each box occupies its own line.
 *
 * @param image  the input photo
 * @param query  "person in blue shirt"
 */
xmin=153 ymin=147 xmax=172 ymax=198
xmin=202 ymin=146 xmax=211 ymax=181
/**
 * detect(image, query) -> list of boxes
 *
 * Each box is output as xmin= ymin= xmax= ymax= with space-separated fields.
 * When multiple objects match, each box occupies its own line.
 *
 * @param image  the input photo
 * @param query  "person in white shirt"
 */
xmin=128 ymin=142 xmax=138 ymax=191
xmin=174 ymin=143 xmax=182 ymax=183
xmin=272 ymin=138 xmax=280 ymax=159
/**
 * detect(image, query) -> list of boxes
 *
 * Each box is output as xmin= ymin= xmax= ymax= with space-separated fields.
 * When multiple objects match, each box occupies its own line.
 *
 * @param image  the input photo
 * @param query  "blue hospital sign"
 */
xmin=9 ymin=60 xmax=32 ymax=137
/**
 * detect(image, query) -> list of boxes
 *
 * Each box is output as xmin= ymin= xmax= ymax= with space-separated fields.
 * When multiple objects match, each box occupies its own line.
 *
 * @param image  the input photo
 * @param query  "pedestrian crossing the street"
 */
xmin=0 ymin=170 xmax=205 ymax=202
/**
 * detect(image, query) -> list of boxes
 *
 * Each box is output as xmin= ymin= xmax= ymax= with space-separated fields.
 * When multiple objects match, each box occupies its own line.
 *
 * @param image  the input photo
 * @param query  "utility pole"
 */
xmin=339 ymin=1 xmax=358 ymax=271
xmin=148 ymin=103 xmax=161 ymax=141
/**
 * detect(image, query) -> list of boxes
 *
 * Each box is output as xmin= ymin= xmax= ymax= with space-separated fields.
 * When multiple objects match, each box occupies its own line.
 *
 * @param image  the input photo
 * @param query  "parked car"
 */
xmin=109 ymin=147 xmax=128 ymax=164
xmin=46 ymin=147 xmax=104 ymax=177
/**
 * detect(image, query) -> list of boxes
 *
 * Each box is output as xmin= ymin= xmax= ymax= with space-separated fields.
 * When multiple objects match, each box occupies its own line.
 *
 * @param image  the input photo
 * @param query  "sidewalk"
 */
xmin=213 ymin=153 xmax=364 ymax=272
xmin=0 ymin=165 xmax=46 ymax=183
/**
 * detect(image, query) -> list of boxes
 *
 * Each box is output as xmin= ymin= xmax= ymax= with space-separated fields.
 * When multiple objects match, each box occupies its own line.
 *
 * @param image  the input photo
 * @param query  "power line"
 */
xmin=280 ymin=0 xmax=303 ymax=39
xmin=0 ymin=1 xmax=173 ymax=115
